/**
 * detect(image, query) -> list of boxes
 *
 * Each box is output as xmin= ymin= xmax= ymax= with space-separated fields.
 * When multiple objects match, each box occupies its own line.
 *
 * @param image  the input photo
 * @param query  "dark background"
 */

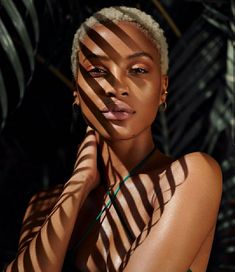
xmin=0 ymin=0 xmax=234 ymax=270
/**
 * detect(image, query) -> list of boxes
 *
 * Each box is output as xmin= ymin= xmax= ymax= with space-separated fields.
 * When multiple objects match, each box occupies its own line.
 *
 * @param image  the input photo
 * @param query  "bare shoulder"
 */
xmin=123 ymin=152 xmax=223 ymax=271
xmin=158 ymin=151 xmax=223 ymax=221
xmin=152 ymin=151 xmax=223 ymax=227
xmin=179 ymin=151 xmax=222 ymax=190
xmin=182 ymin=151 xmax=222 ymax=172
xmin=167 ymin=151 xmax=222 ymax=191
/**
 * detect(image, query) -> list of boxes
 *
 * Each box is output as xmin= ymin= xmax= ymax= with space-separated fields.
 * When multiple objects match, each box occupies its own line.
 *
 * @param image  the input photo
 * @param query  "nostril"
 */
xmin=105 ymin=88 xmax=129 ymax=97
xmin=121 ymin=91 xmax=128 ymax=96
xmin=107 ymin=91 xmax=116 ymax=97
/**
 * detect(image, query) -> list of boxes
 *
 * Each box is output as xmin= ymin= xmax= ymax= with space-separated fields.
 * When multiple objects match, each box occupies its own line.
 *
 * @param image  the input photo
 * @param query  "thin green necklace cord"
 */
xmin=97 ymin=145 xmax=157 ymax=220
xmin=70 ymin=145 xmax=157 ymax=255
xmin=64 ymin=145 xmax=193 ymax=272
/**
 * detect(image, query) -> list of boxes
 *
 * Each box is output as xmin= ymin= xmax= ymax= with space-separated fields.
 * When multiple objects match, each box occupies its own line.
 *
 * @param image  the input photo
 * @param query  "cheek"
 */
xmin=137 ymin=82 xmax=161 ymax=122
xmin=142 ymin=80 xmax=162 ymax=106
xmin=77 ymin=72 xmax=94 ymax=95
xmin=77 ymin=77 xmax=105 ymax=110
xmin=79 ymin=100 xmax=104 ymax=132
xmin=77 ymin=68 xmax=104 ymax=96
xmin=130 ymin=77 xmax=161 ymax=100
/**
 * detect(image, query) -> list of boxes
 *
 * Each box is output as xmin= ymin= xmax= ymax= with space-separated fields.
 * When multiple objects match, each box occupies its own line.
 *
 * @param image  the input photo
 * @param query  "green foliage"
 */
xmin=0 ymin=0 xmax=234 ymax=270
xmin=153 ymin=1 xmax=235 ymax=270
xmin=0 ymin=0 xmax=39 ymax=130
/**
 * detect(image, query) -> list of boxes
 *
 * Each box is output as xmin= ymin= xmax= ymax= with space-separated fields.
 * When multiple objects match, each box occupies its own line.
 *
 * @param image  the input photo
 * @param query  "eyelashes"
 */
xmin=87 ymin=66 xmax=149 ymax=78
xmin=129 ymin=67 xmax=148 ymax=75
xmin=87 ymin=67 xmax=107 ymax=78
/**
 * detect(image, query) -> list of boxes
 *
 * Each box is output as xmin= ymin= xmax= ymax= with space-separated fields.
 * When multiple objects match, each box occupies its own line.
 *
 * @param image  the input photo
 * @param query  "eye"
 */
xmin=129 ymin=67 xmax=148 ymax=75
xmin=88 ymin=67 xmax=107 ymax=78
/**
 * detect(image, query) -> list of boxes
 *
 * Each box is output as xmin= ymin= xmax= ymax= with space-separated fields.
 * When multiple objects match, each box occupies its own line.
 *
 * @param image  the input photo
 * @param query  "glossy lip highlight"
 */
xmin=100 ymin=100 xmax=135 ymax=121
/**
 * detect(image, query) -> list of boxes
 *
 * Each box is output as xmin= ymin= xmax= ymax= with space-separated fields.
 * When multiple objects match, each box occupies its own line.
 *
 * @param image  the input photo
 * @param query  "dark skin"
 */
xmin=6 ymin=21 xmax=222 ymax=272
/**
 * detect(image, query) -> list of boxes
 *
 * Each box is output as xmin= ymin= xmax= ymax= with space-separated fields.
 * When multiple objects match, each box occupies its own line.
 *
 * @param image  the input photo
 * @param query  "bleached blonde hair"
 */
xmin=71 ymin=6 xmax=169 ymax=79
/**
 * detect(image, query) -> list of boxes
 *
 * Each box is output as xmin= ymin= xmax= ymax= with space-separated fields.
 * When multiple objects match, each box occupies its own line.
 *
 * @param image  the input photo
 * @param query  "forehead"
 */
xmin=79 ymin=21 xmax=160 ymax=62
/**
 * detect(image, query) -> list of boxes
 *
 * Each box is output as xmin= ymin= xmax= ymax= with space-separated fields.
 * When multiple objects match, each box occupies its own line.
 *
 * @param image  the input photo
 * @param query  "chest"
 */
xmin=68 ymin=175 xmax=161 ymax=271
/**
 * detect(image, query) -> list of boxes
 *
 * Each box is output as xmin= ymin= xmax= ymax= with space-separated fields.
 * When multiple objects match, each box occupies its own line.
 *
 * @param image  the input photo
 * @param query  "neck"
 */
xmin=97 ymin=129 xmax=156 ymax=187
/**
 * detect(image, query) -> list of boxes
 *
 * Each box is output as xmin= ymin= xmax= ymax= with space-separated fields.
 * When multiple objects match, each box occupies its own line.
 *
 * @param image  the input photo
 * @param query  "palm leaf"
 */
xmin=202 ymin=1 xmax=235 ymax=40
xmin=152 ymin=1 xmax=235 ymax=270
xmin=202 ymin=95 xmax=231 ymax=153
xmin=212 ymin=156 xmax=235 ymax=270
xmin=0 ymin=69 xmax=7 ymax=130
xmin=226 ymin=39 xmax=235 ymax=144
xmin=21 ymin=0 xmax=39 ymax=47
xmin=2 ymin=0 xmax=35 ymax=72
xmin=0 ymin=0 xmax=39 ymax=129
xmin=0 ymin=17 xmax=24 ymax=108
xmin=153 ymin=16 xmax=226 ymax=157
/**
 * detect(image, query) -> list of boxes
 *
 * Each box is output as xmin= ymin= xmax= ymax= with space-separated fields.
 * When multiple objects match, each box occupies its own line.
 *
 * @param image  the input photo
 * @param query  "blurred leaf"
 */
xmin=153 ymin=10 xmax=235 ymax=267
xmin=155 ymin=111 xmax=170 ymax=155
xmin=0 ymin=17 xmax=25 ymax=101
xmin=203 ymin=2 xmax=230 ymax=22
xmin=154 ymin=16 xmax=227 ymax=157
xmin=44 ymin=0 xmax=56 ymax=26
xmin=186 ymin=0 xmax=229 ymax=4
xmin=202 ymin=1 xmax=235 ymax=39
xmin=231 ymin=0 xmax=235 ymax=34
xmin=202 ymin=95 xmax=232 ymax=153
xmin=1 ymin=0 xmax=35 ymax=72
xmin=213 ymin=156 xmax=235 ymax=270
xmin=225 ymin=40 xmax=234 ymax=100
xmin=21 ymin=0 xmax=39 ymax=46
xmin=0 ymin=0 xmax=39 ymax=130
xmin=0 ymin=69 xmax=8 ymax=130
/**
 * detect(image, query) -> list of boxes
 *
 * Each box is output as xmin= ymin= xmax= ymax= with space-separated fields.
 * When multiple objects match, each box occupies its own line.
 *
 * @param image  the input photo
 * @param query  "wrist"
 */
xmin=65 ymin=173 xmax=95 ymax=197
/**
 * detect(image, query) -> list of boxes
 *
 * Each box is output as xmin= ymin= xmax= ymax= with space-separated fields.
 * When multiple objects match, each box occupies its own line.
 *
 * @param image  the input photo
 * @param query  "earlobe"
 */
xmin=73 ymin=90 xmax=80 ymax=106
xmin=162 ymin=75 xmax=168 ymax=93
xmin=159 ymin=75 xmax=169 ymax=105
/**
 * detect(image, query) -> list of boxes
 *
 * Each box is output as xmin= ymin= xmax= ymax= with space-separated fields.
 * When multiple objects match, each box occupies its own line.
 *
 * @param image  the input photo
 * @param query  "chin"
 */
xmin=96 ymin=125 xmax=150 ymax=143
xmin=98 ymin=132 xmax=135 ymax=143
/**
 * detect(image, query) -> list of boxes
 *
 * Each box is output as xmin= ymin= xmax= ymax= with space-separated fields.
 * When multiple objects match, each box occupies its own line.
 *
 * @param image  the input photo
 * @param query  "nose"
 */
xmin=106 ymin=88 xmax=129 ymax=98
xmin=105 ymin=73 xmax=129 ymax=98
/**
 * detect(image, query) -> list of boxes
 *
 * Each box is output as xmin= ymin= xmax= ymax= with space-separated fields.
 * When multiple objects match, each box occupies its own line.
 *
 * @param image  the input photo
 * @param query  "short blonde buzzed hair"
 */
xmin=71 ymin=6 xmax=169 ymax=79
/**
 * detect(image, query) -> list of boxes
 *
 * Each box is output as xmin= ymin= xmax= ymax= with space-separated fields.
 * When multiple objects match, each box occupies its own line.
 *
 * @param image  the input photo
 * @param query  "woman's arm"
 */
xmin=17 ymin=184 xmax=64 ymax=254
xmin=6 ymin=128 xmax=99 ymax=272
xmin=123 ymin=152 xmax=222 ymax=272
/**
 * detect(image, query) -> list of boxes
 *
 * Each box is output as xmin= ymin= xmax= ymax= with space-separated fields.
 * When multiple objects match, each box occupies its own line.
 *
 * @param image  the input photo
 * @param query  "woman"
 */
xmin=6 ymin=6 xmax=222 ymax=272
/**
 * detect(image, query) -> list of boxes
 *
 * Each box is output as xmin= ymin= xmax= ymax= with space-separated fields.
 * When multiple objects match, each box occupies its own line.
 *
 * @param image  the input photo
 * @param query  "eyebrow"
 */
xmin=82 ymin=51 xmax=153 ymax=63
xmin=127 ymin=51 xmax=154 ymax=61
xmin=83 ymin=53 xmax=109 ymax=63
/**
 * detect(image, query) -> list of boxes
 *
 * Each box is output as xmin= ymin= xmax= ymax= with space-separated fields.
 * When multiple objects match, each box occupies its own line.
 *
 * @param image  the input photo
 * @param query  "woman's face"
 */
xmin=76 ymin=21 xmax=168 ymax=141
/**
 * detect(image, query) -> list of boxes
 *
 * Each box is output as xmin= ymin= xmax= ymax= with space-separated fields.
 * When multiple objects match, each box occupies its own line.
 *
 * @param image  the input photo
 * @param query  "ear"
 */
xmin=73 ymin=90 xmax=80 ymax=106
xmin=159 ymin=75 xmax=169 ymax=105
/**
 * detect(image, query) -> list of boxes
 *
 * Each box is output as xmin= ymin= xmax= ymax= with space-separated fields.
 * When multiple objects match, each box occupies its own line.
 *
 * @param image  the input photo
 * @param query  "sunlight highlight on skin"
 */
xmin=43 ymin=220 xmax=60 ymax=263
xmin=78 ymin=45 xmax=141 ymax=108
xmin=76 ymin=82 xmax=115 ymax=136
xmin=78 ymin=25 xmax=162 ymax=99
xmin=83 ymin=24 xmax=122 ymax=65
xmin=5 ymin=7 xmax=222 ymax=272
xmin=118 ymin=184 xmax=146 ymax=235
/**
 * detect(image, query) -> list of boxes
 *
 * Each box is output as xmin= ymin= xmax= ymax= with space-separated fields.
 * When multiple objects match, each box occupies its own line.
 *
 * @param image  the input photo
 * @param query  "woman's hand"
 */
xmin=70 ymin=126 xmax=100 ymax=192
xmin=5 ymin=127 xmax=101 ymax=272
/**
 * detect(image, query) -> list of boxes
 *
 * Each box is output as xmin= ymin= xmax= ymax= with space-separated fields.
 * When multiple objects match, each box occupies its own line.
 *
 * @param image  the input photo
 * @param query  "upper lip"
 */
xmin=100 ymin=100 xmax=135 ymax=113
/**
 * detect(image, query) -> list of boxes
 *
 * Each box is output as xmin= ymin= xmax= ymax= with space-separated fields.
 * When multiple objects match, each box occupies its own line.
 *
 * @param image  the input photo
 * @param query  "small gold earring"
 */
xmin=159 ymin=101 xmax=167 ymax=112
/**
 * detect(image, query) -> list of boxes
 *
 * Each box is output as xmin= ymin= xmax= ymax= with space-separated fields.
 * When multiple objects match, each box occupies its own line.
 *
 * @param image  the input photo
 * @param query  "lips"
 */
xmin=100 ymin=101 xmax=135 ymax=121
